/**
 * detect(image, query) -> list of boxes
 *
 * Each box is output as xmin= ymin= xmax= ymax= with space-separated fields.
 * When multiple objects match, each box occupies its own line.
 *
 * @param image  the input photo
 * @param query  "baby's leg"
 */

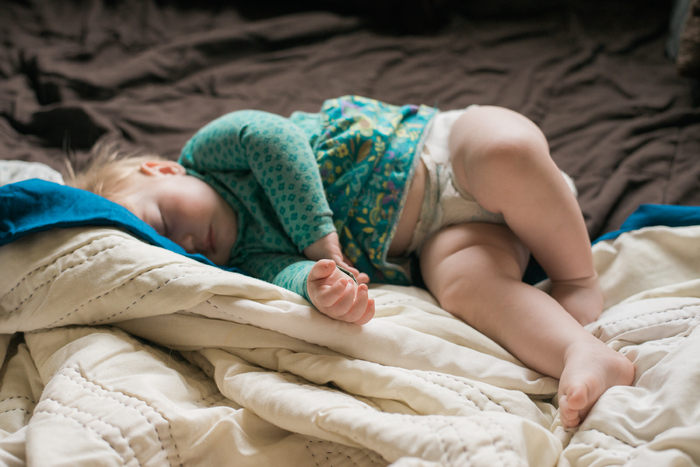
xmin=448 ymin=105 xmax=602 ymax=325
xmin=420 ymin=223 xmax=634 ymax=427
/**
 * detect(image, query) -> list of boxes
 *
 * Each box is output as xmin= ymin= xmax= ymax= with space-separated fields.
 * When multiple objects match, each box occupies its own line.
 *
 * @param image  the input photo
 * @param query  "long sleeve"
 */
xmin=180 ymin=109 xmax=336 ymax=252
xmin=179 ymin=109 xmax=336 ymax=296
xmin=271 ymin=259 xmax=316 ymax=302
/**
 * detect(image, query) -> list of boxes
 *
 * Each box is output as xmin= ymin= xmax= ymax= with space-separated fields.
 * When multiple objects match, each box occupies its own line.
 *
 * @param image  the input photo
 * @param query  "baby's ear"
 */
xmin=140 ymin=161 xmax=186 ymax=177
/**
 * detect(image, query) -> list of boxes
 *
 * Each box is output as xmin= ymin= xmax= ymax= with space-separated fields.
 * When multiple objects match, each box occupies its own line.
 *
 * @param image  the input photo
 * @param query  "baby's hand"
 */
xmin=307 ymin=259 xmax=375 ymax=325
xmin=303 ymin=232 xmax=370 ymax=284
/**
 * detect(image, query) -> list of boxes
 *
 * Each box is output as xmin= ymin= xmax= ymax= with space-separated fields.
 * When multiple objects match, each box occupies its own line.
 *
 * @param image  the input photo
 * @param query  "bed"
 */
xmin=1 ymin=0 xmax=700 ymax=465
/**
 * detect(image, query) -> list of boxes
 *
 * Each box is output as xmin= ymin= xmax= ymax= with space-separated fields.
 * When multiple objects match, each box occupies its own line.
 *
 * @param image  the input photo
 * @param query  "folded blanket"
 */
xmin=2 ymin=179 xmax=700 ymax=466
xmin=2 ymin=210 xmax=700 ymax=465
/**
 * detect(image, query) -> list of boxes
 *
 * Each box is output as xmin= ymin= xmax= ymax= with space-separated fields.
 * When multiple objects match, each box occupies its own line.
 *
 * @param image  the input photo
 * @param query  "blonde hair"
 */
xmin=65 ymin=142 xmax=168 ymax=202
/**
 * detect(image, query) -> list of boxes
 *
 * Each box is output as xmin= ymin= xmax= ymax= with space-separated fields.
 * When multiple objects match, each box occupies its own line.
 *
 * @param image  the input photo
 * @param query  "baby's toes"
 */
xmin=558 ymin=395 xmax=581 ymax=428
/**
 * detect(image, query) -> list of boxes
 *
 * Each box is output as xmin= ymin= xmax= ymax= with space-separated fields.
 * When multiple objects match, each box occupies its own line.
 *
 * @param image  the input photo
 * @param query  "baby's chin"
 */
xmin=208 ymin=252 xmax=231 ymax=266
xmin=209 ymin=241 xmax=236 ymax=266
xmin=212 ymin=233 xmax=237 ymax=266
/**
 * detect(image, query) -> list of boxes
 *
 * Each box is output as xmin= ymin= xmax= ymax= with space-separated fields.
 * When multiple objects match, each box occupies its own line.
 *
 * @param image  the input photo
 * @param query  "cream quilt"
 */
xmin=0 ymin=223 xmax=699 ymax=467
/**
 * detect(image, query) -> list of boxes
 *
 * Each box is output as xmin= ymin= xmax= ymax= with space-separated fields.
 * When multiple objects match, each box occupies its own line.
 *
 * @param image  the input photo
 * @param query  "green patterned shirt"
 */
xmin=179 ymin=96 xmax=436 ymax=299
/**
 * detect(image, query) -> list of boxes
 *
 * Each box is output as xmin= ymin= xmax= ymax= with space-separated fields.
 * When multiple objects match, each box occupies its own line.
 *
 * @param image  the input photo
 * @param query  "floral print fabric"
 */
xmin=292 ymin=96 xmax=437 ymax=284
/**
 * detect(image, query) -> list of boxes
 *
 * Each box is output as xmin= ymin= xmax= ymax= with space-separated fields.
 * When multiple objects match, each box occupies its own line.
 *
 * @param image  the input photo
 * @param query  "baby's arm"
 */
xmin=180 ymin=110 xmax=337 ymax=253
xmin=307 ymin=260 xmax=375 ymax=325
xmin=303 ymin=232 xmax=370 ymax=285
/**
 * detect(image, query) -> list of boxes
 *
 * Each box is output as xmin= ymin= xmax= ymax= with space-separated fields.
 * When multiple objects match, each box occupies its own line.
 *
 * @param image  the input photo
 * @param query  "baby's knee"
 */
xmin=450 ymin=107 xmax=549 ymax=174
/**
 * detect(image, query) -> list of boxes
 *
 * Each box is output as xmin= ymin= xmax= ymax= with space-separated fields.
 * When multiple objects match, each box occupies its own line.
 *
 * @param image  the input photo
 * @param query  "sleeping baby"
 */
xmin=68 ymin=95 xmax=634 ymax=428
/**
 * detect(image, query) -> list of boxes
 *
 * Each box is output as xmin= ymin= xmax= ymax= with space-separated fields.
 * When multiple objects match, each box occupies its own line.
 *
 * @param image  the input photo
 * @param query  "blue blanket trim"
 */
xmin=0 ymin=179 xmax=242 ymax=273
xmin=593 ymin=204 xmax=700 ymax=244
xmin=521 ymin=203 xmax=700 ymax=285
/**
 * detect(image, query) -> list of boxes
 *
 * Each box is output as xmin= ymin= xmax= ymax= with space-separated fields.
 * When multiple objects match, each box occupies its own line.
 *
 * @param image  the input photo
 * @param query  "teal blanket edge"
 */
xmin=519 ymin=203 xmax=700 ymax=285
xmin=592 ymin=204 xmax=700 ymax=244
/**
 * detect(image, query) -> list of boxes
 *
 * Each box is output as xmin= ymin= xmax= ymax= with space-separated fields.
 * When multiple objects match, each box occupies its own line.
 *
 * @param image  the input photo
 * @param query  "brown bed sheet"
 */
xmin=1 ymin=0 xmax=698 ymax=239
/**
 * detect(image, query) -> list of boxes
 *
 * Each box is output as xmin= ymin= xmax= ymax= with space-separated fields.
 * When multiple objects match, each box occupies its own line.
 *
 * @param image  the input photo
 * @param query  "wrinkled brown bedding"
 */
xmin=1 ymin=0 xmax=698 ymax=239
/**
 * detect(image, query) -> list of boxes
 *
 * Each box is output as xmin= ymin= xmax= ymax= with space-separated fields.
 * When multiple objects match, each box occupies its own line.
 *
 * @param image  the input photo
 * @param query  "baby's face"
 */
xmin=120 ymin=161 xmax=238 ymax=265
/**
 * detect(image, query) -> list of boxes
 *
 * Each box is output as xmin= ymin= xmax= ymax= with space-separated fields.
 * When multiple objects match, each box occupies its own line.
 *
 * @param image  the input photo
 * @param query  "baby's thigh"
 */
xmin=447 ymin=106 xmax=550 ymax=202
xmin=419 ymin=223 xmax=529 ymax=304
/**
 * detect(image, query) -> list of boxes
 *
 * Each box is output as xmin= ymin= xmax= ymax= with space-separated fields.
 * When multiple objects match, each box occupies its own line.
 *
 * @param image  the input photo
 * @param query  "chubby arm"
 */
xmin=307 ymin=260 xmax=375 ymax=325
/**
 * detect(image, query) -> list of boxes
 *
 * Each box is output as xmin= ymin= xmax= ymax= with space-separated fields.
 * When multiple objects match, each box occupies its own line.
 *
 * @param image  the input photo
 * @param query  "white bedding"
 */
xmin=0 ymin=222 xmax=699 ymax=466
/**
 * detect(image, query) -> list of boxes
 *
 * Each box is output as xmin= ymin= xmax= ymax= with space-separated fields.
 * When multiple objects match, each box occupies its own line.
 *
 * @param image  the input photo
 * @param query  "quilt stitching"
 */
xmin=422 ymin=372 xmax=508 ymax=412
xmin=573 ymin=427 xmax=637 ymax=453
xmin=2 ymin=243 xmax=121 ymax=315
xmin=1 ymin=264 xmax=49 ymax=304
xmin=305 ymin=439 xmax=383 ymax=466
xmin=44 ymin=264 xmax=222 ymax=328
xmin=0 ymin=396 xmax=36 ymax=404
xmin=34 ymin=408 xmax=140 ymax=466
xmin=43 ymin=397 xmax=144 ymax=466
xmin=88 ymin=274 xmax=188 ymax=326
xmin=205 ymin=299 xmax=247 ymax=324
xmin=402 ymin=414 xmax=520 ymax=466
xmin=640 ymin=334 xmax=690 ymax=347
xmin=441 ymin=415 xmax=519 ymax=467
xmin=440 ymin=421 xmax=473 ymax=466
xmin=389 ymin=414 xmax=454 ymax=465
xmin=1 ymin=235 xmax=109 ymax=302
xmin=597 ymin=316 xmax=698 ymax=340
xmin=204 ymin=301 xmax=508 ymax=416
xmin=202 ymin=298 xmax=502 ymax=417
xmin=471 ymin=416 xmax=518 ymax=467
xmin=60 ymin=366 xmax=184 ymax=467
xmin=193 ymin=394 xmax=228 ymax=407
xmin=598 ymin=304 xmax=700 ymax=328
xmin=0 ymin=407 xmax=32 ymax=416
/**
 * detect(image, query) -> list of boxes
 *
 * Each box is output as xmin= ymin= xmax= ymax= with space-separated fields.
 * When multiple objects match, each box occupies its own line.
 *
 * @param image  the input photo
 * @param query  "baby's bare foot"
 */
xmin=558 ymin=341 xmax=634 ymax=428
xmin=551 ymin=274 xmax=604 ymax=326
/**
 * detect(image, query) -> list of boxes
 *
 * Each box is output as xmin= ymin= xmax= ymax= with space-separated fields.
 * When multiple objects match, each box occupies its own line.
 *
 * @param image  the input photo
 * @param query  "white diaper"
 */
xmin=405 ymin=106 xmax=577 ymax=255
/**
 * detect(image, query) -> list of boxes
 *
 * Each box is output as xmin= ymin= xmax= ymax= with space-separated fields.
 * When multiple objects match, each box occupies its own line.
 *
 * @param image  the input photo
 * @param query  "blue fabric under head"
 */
xmin=0 ymin=178 xmax=241 ymax=273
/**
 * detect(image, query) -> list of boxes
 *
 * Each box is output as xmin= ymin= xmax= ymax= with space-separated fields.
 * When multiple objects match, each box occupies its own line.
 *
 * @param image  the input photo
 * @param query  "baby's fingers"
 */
xmin=313 ymin=277 xmax=352 ymax=309
xmin=340 ymin=284 xmax=375 ymax=324
xmin=323 ymin=283 xmax=374 ymax=324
